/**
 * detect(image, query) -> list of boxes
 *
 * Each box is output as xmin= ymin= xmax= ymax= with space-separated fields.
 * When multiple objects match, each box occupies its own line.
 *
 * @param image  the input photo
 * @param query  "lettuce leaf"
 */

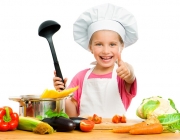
xmin=166 ymin=121 xmax=180 ymax=132
xmin=158 ymin=113 xmax=180 ymax=132
xmin=158 ymin=113 xmax=180 ymax=125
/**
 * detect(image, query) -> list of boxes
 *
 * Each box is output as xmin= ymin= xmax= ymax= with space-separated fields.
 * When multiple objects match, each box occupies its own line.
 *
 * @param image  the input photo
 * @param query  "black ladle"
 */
xmin=38 ymin=20 xmax=64 ymax=89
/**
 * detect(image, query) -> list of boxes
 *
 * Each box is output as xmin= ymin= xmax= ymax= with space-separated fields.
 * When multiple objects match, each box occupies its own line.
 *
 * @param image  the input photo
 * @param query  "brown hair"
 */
xmin=89 ymin=31 xmax=124 ymax=46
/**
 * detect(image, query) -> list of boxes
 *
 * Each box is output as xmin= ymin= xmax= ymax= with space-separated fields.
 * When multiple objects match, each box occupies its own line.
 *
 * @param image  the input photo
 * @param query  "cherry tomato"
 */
xmin=112 ymin=115 xmax=121 ymax=123
xmin=120 ymin=115 xmax=126 ymax=123
xmin=80 ymin=120 xmax=94 ymax=132
xmin=87 ymin=116 xmax=93 ymax=121
xmin=91 ymin=114 xmax=102 ymax=124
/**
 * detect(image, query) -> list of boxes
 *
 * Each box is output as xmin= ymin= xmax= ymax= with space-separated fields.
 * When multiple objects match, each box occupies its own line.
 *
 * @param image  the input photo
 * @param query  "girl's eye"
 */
xmin=110 ymin=43 xmax=116 ymax=46
xmin=96 ymin=43 xmax=102 ymax=46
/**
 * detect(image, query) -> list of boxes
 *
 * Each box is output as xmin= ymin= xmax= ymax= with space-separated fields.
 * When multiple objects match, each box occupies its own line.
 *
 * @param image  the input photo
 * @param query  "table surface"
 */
xmin=1 ymin=118 xmax=180 ymax=140
xmin=0 ymin=129 xmax=180 ymax=140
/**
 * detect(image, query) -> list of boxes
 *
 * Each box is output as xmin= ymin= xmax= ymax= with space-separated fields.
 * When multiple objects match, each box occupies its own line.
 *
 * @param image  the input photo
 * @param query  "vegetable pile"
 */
xmin=17 ymin=109 xmax=73 ymax=134
xmin=136 ymin=96 xmax=180 ymax=133
xmin=113 ymin=116 xmax=163 ymax=135
xmin=41 ymin=109 xmax=76 ymax=132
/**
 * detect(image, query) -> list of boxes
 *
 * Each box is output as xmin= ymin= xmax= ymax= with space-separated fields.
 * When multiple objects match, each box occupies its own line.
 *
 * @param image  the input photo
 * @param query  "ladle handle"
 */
xmin=46 ymin=37 xmax=64 ymax=89
xmin=54 ymin=61 xmax=64 ymax=83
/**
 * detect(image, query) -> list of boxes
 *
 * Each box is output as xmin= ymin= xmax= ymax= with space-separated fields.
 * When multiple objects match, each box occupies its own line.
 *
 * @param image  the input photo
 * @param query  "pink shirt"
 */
xmin=68 ymin=68 xmax=137 ymax=114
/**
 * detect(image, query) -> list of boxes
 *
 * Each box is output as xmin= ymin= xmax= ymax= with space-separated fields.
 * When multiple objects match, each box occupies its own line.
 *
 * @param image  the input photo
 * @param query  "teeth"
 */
xmin=101 ymin=56 xmax=112 ymax=60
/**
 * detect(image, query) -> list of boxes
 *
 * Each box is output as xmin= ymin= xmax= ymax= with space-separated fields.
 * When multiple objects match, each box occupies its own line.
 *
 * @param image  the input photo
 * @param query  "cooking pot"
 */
xmin=9 ymin=95 xmax=65 ymax=119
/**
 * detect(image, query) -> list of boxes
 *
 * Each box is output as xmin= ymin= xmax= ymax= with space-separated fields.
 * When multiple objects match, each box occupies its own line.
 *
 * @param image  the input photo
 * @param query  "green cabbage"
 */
xmin=136 ymin=96 xmax=178 ymax=119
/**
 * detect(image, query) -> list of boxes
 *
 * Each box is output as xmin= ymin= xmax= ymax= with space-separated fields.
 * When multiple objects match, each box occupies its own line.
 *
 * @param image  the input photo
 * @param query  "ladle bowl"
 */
xmin=38 ymin=20 xmax=64 ymax=87
xmin=38 ymin=20 xmax=60 ymax=38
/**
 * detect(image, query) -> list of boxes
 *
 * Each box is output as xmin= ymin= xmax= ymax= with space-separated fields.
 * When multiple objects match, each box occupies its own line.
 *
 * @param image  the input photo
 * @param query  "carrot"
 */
xmin=129 ymin=123 xmax=163 ymax=135
xmin=112 ymin=122 xmax=147 ymax=133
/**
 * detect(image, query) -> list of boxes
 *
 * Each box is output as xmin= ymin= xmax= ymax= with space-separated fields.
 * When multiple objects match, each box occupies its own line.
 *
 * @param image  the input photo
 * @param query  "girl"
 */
xmin=53 ymin=3 xmax=138 ymax=118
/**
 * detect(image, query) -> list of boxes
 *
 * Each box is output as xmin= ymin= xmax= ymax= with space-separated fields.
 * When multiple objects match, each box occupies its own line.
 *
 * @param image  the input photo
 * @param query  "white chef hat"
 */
xmin=73 ymin=3 xmax=138 ymax=51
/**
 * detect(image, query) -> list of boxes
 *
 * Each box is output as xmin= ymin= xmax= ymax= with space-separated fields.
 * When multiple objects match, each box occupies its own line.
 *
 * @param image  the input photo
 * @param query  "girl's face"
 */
xmin=89 ymin=30 xmax=124 ymax=69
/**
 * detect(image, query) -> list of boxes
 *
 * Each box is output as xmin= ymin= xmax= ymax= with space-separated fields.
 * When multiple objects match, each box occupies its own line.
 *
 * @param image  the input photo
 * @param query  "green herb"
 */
xmin=36 ymin=115 xmax=43 ymax=120
xmin=45 ymin=109 xmax=69 ymax=119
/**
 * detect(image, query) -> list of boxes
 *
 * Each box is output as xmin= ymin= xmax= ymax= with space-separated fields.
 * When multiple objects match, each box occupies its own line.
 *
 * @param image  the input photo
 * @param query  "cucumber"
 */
xmin=42 ymin=117 xmax=76 ymax=132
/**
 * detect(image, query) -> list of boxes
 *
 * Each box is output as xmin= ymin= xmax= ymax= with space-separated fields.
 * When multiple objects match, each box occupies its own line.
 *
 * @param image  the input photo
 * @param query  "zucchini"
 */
xmin=42 ymin=117 xmax=76 ymax=132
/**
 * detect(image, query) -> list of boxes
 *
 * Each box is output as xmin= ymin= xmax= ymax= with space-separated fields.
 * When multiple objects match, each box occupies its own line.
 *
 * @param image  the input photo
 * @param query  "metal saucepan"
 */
xmin=9 ymin=95 xmax=65 ymax=119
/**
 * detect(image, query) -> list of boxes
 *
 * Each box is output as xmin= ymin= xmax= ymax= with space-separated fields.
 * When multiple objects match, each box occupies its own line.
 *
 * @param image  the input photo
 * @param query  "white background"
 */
xmin=1 ymin=0 xmax=180 ymax=119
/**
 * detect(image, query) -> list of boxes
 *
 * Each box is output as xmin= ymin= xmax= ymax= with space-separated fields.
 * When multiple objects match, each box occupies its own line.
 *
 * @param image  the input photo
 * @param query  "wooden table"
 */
xmin=1 ymin=118 xmax=179 ymax=140
xmin=0 ymin=130 xmax=180 ymax=140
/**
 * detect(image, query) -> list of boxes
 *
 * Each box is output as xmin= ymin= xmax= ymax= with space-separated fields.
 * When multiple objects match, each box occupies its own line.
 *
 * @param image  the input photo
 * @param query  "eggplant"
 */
xmin=70 ymin=117 xmax=87 ymax=130
xmin=42 ymin=117 xmax=76 ymax=132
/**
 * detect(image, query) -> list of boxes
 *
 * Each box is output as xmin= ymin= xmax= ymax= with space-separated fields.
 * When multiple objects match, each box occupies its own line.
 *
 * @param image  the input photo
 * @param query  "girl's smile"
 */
xmin=100 ymin=56 xmax=113 ymax=61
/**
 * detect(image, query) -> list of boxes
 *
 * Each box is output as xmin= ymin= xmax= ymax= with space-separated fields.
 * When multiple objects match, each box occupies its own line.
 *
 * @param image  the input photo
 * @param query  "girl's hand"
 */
xmin=53 ymin=71 xmax=67 ymax=92
xmin=116 ymin=53 xmax=135 ymax=84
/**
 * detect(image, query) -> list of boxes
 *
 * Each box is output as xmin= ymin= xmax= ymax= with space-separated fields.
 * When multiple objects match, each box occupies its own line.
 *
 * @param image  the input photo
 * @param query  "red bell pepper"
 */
xmin=0 ymin=106 xmax=19 ymax=131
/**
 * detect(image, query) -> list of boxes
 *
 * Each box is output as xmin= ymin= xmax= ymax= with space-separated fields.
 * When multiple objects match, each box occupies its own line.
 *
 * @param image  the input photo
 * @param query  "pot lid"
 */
xmin=20 ymin=95 xmax=41 ymax=99
xmin=9 ymin=95 xmax=63 ymax=101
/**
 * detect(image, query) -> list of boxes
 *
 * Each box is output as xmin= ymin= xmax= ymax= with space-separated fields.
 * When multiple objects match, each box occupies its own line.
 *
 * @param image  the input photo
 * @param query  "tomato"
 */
xmin=80 ymin=120 xmax=94 ymax=132
xmin=112 ymin=115 xmax=121 ymax=123
xmin=91 ymin=114 xmax=102 ymax=124
xmin=120 ymin=115 xmax=126 ymax=123
xmin=87 ymin=116 xmax=93 ymax=121
xmin=87 ymin=114 xmax=102 ymax=124
xmin=112 ymin=115 xmax=127 ymax=123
